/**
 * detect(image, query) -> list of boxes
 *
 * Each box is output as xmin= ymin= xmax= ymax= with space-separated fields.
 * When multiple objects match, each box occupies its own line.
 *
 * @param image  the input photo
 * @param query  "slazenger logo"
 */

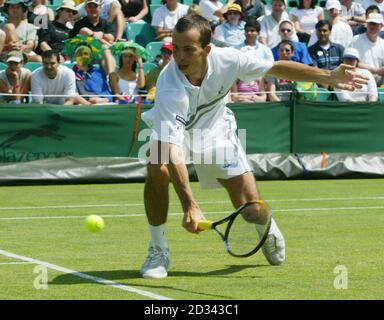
xmin=0 ymin=123 xmax=73 ymax=162
xmin=175 ymin=115 xmax=187 ymax=126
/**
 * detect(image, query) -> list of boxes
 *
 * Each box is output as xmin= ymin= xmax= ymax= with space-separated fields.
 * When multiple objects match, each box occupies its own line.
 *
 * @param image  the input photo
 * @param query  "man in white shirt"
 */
xmin=258 ymin=0 xmax=298 ymax=48
xmin=140 ymin=14 xmax=369 ymax=279
xmin=308 ymin=0 xmax=354 ymax=48
xmin=335 ymin=47 xmax=378 ymax=101
xmin=31 ymin=50 xmax=77 ymax=105
xmin=151 ymin=0 xmax=189 ymax=40
xmin=351 ymin=12 xmax=384 ymax=86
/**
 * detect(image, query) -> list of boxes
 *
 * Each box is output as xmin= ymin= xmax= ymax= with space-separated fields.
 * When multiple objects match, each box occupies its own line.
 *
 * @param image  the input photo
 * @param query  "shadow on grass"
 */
xmin=50 ymin=264 xmax=268 ymax=299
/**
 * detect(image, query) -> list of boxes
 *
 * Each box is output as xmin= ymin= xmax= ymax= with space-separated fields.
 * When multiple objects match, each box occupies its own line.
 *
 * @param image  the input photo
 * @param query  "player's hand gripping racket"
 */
xmin=198 ymin=200 xmax=271 ymax=258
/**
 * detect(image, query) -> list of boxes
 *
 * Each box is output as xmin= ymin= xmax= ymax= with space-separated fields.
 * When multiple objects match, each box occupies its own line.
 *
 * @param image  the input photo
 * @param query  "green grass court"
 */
xmin=0 ymin=178 xmax=383 ymax=300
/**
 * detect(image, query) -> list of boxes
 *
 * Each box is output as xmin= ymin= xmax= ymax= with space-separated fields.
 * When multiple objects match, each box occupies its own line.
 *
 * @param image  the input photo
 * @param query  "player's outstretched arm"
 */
xmin=266 ymin=61 xmax=369 ymax=91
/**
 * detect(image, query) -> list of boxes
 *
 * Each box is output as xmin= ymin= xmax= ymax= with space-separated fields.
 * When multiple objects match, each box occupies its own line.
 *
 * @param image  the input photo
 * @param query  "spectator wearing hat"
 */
xmin=76 ymin=0 xmax=125 ymax=40
xmin=308 ymin=20 xmax=344 ymax=71
xmin=70 ymin=0 xmax=115 ymax=45
xmin=289 ymin=0 xmax=324 ymax=44
xmin=151 ymin=0 xmax=189 ymax=41
xmin=351 ymin=12 xmax=384 ymax=86
xmin=355 ymin=5 xmax=382 ymax=37
xmin=145 ymin=41 xmax=173 ymax=101
xmin=335 ymin=47 xmax=378 ymax=101
xmin=0 ymin=50 xmax=31 ymax=103
xmin=307 ymin=0 xmax=353 ymax=48
xmin=272 ymin=19 xmax=313 ymax=64
xmin=213 ymin=3 xmax=246 ymax=47
xmin=2 ymin=0 xmax=41 ymax=62
xmin=38 ymin=1 xmax=78 ymax=59
xmin=109 ymin=47 xmax=145 ymax=104
xmin=258 ymin=0 xmax=298 ymax=48
xmin=31 ymin=50 xmax=77 ymax=105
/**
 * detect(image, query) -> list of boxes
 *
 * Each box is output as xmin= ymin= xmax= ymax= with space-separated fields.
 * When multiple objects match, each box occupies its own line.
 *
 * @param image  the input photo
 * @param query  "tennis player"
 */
xmin=140 ymin=14 xmax=368 ymax=279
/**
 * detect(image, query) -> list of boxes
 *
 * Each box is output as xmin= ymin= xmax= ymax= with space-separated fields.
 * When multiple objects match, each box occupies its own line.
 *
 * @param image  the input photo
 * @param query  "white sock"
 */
xmin=149 ymin=224 xmax=168 ymax=249
xmin=256 ymin=216 xmax=277 ymax=237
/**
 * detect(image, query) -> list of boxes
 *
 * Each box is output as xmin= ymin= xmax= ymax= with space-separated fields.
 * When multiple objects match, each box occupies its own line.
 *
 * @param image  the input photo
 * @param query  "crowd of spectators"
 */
xmin=0 ymin=0 xmax=382 ymax=104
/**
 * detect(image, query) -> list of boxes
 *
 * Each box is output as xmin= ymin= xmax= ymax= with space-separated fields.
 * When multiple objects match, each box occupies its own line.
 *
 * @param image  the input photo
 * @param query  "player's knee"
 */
xmin=147 ymin=164 xmax=170 ymax=185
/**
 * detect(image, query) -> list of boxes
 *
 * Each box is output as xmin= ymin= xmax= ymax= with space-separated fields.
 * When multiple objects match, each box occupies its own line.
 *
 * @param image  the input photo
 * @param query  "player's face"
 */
xmin=172 ymin=28 xmax=211 ymax=84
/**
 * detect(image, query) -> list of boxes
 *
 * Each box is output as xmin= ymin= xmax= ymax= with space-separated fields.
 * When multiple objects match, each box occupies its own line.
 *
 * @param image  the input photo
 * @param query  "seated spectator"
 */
xmin=213 ymin=3 xmax=246 ymax=47
xmin=289 ymin=0 xmax=323 ymax=44
xmin=145 ymin=41 xmax=173 ymax=101
xmin=355 ymin=4 xmax=382 ymax=36
xmin=38 ymin=1 xmax=78 ymax=60
xmin=109 ymin=44 xmax=146 ymax=104
xmin=307 ymin=1 xmax=353 ymax=48
xmin=27 ymin=0 xmax=55 ymax=25
xmin=265 ymin=39 xmax=295 ymax=101
xmin=71 ymin=0 xmax=116 ymax=45
xmin=235 ymin=17 xmax=274 ymax=61
xmin=308 ymin=20 xmax=344 ymax=71
xmin=199 ymin=0 xmax=226 ymax=23
xmin=230 ymin=77 xmax=267 ymax=102
xmin=76 ymin=0 xmax=125 ymax=40
xmin=64 ymin=36 xmax=112 ymax=104
xmin=0 ymin=50 xmax=31 ymax=103
xmin=271 ymin=19 xmax=313 ymax=64
xmin=119 ymin=0 xmax=149 ymax=23
xmin=31 ymin=50 xmax=76 ymax=105
xmin=2 ymin=0 xmax=41 ymax=62
xmin=339 ymin=0 xmax=366 ymax=34
xmin=237 ymin=0 xmax=265 ymax=20
xmin=351 ymin=13 xmax=384 ymax=86
xmin=258 ymin=0 xmax=298 ymax=48
xmin=362 ymin=0 xmax=384 ymax=14
xmin=151 ymin=0 xmax=189 ymax=41
xmin=335 ymin=48 xmax=378 ymax=101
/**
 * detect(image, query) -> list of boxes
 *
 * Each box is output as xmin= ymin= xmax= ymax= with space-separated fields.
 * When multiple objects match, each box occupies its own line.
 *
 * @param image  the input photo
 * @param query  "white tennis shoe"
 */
xmin=260 ymin=217 xmax=285 ymax=265
xmin=140 ymin=245 xmax=171 ymax=279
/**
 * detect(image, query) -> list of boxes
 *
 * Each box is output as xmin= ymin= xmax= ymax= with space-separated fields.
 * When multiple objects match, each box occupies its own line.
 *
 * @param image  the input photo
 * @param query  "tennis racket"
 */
xmin=198 ymin=200 xmax=271 ymax=258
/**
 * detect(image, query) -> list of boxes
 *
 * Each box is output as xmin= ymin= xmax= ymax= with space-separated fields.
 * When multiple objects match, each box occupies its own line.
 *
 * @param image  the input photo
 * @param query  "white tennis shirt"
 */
xmin=141 ymin=46 xmax=274 ymax=151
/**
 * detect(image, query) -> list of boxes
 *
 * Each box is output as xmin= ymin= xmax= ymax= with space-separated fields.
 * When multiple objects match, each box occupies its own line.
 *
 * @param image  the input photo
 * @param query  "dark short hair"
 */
xmin=42 ymin=50 xmax=60 ymax=62
xmin=298 ymin=0 xmax=317 ymax=9
xmin=365 ymin=4 xmax=380 ymax=15
xmin=244 ymin=17 xmax=261 ymax=32
xmin=279 ymin=39 xmax=294 ymax=52
xmin=315 ymin=19 xmax=332 ymax=31
xmin=174 ymin=13 xmax=212 ymax=48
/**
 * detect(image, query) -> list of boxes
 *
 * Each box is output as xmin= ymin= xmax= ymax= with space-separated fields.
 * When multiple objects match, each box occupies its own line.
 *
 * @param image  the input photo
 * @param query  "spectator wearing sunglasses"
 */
xmin=272 ymin=19 xmax=313 ymax=65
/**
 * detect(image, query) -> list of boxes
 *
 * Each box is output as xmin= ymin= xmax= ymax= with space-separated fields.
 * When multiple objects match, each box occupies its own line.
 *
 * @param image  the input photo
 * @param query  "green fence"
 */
xmin=0 ymin=101 xmax=383 ymax=163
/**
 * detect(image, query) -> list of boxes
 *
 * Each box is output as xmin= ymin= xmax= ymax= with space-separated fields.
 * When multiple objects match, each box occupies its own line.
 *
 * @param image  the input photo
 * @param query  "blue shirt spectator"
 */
xmin=272 ymin=41 xmax=313 ymax=64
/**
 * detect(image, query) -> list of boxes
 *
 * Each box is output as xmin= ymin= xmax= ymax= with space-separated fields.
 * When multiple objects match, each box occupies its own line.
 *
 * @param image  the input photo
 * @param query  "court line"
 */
xmin=0 ymin=262 xmax=34 ymax=265
xmin=0 ymin=249 xmax=172 ymax=300
xmin=0 ymin=196 xmax=384 ymax=211
xmin=1 ymin=205 xmax=384 ymax=221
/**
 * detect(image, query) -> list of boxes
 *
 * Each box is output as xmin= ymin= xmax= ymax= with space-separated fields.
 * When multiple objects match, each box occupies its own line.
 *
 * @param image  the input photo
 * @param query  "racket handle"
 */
xmin=197 ymin=220 xmax=214 ymax=231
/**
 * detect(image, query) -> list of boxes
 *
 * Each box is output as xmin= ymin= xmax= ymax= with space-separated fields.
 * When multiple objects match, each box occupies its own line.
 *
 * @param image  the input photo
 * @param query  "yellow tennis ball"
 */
xmin=85 ymin=215 xmax=105 ymax=233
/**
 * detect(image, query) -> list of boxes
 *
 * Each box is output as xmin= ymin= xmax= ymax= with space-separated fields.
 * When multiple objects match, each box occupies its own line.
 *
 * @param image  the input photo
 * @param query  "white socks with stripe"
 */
xmin=149 ymin=224 xmax=168 ymax=250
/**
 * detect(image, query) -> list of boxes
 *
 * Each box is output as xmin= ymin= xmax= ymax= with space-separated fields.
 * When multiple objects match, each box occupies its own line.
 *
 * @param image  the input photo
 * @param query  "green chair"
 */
xmin=145 ymin=41 xmax=163 ymax=62
xmin=126 ymin=22 xmax=156 ymax=47
xmin=142 ymin=62 xmax=158 ymax=75
xmin=316 ymin=87 xmax=333 ymax=101
xmin=0 ymin=62 xmax=7 ymax=71
xmin=24 ymin=62 xmax=43 ymax=72
xmin=378 ymin=88 xmax=384 ymax=102
xmin=182 ymin=0 xmax=194 ymax=5
xmin=150 ymin=3 xmax=162 ymax=17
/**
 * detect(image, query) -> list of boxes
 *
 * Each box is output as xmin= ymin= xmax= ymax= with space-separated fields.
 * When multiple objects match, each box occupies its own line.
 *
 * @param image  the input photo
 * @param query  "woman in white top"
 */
xmin=109 ymin=48 xmax=145 ymax=103
xmin=290 ymin=0 xmax=323 ymax=43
